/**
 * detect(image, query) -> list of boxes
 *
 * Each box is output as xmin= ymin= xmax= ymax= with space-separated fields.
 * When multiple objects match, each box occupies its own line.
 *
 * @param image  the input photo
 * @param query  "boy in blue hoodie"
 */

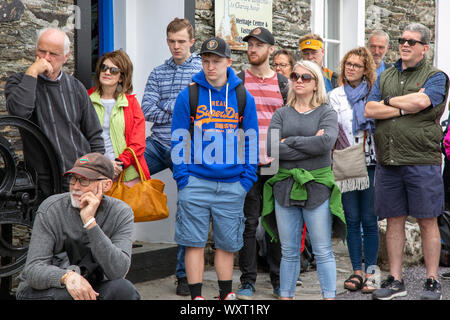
xmin=171 ymin=37 xmax=259 ymax=300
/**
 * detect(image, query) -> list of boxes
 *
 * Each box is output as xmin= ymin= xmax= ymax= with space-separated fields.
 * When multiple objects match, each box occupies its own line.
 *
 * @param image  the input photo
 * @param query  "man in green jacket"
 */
xmin=365 ymin=23 xmax=449 ymax=301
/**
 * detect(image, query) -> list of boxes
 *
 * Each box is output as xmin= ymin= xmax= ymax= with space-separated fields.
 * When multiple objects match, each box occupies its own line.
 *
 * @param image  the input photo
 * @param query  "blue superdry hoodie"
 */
xmin=171 ymin=67 xmax=259 ymax=191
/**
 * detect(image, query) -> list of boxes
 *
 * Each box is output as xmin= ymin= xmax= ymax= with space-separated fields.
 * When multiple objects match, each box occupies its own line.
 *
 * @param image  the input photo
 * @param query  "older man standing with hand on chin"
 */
xmin=5 ymin=28 xmax=105 ymax=193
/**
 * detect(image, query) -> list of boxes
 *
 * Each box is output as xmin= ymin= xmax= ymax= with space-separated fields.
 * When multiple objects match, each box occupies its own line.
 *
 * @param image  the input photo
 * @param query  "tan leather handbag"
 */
xmin=106 ymin=147 xmax=169 ymax=222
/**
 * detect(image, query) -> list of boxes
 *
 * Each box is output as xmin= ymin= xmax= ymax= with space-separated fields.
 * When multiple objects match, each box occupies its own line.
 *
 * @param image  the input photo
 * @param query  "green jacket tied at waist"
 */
xmin=261 ymin=166 xmax=346 ymax=242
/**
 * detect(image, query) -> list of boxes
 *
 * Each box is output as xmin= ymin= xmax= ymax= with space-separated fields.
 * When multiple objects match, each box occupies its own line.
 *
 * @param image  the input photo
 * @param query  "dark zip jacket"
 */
xmin=5 ymin=72 xmax=105 ymax=173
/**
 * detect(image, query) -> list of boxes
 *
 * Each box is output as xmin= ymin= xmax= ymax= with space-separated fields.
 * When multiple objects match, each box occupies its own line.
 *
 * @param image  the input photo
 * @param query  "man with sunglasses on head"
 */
xmin=365 ymin=23 xmax=449 ymax=300
xmin=299 ymin=34 xmax=339 ymax=93
xmin=140 ymin=18 xmax=202 ymax=296
xmin=5 ymin=28 xmax=105 ymax=192
xmin=235 ymin=27 xmax=288 ymax=300
xmin=16 ymin=153 xmax=140 ymax=300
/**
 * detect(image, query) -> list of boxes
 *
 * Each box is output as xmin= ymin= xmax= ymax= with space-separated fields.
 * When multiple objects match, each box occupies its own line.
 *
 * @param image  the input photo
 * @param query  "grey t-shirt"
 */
xmin=267 ymin=104 xmax=338 ymax=209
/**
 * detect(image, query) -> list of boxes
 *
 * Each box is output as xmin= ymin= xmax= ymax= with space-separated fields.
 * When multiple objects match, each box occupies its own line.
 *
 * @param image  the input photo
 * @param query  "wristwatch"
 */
xmin=384 ymin=96 xmax=392 ymax=106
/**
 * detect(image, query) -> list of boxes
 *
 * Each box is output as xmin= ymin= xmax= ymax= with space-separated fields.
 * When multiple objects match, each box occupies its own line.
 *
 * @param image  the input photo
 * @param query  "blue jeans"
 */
xmin=275 ymin=198 xmax=336 ymax=299
xmin=144 ymin=136 xmax=173 ymax=175
xmin=144 ymin=136 xmax=185 ymax=278
xmin=175 ymin=245 xmax=186 ymax=278
xmin=341 ymin=166 xmax=379 ymax=272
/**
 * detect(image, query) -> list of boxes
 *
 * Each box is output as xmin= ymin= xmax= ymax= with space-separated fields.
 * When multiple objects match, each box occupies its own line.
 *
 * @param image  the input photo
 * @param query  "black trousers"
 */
xmin=16 ymin=279 xmax=141 ymax=300
xmin=239 ymin=172 xmax=281 ymax=288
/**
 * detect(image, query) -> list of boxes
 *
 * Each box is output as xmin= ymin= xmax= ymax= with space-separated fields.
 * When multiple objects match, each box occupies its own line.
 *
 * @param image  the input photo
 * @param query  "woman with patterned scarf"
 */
xmin=328 ymin=47 xmax=379 ymax=294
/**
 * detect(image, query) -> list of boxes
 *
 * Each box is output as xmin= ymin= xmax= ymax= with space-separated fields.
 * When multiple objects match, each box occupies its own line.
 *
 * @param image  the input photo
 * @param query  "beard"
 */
xmin=70 ymin=191 xmax=83 ymax=209
xmin=248 ymin=50 xmax=271 ymax=66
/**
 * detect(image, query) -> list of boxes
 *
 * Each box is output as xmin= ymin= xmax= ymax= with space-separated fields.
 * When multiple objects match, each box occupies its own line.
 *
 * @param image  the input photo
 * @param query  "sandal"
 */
xmin=344 ymin=274 xmax=364 ymax=291
xmin=361 ymin=276 xmax=378 ymax=294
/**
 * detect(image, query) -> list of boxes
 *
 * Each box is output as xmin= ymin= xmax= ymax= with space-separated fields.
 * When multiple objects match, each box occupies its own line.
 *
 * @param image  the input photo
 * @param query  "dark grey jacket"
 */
xmin=5 ymin=72 xmax=105 ymax=172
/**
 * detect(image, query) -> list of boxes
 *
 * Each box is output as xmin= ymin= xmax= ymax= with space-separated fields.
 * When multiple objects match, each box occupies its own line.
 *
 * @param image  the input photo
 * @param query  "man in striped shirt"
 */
xmin=236 ymin=27 xmax=288 ymax=300
xmin=140 ymin=18 xmax=202 ymax=297
xmin=141 ymin=18 xmax=202 ymax=175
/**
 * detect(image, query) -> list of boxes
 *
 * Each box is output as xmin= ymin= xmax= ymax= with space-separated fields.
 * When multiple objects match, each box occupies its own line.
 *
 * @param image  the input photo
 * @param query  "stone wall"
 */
xmin=0 ymin=0 xmax=76 ymax=116
xmin=195 ymin=0 xmax=311 ymax=72
xmin=365 ymin=0 xmax=436 ymax=64
xmin=195 ymin=0 xmax=437 ymax=72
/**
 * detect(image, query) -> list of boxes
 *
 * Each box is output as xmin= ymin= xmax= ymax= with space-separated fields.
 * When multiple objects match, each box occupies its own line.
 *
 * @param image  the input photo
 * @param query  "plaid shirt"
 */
xmin=141 ymin=53 xmax=202 ymax=148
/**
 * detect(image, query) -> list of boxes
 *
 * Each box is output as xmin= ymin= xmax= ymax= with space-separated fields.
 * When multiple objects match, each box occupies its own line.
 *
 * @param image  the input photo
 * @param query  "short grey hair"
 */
xmin=404 ymin=23 xmax=431 ymax=44
xmin=369 ymin=29 xmax=390 ymax=44
xmin=37 ymin=28 xmax=71 ymax=56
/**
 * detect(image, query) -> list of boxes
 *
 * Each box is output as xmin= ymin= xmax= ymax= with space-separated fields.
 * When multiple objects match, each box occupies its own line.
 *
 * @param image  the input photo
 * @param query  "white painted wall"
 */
xmin=113 ymin=0 xmax=185 ymax=244
xmin=435 ymin=0 xmax=450 ymax=124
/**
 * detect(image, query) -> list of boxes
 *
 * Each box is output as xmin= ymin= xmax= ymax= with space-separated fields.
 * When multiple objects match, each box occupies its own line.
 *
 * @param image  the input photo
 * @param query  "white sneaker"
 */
xmin=223 ymin=292 xmax=236 ymax=300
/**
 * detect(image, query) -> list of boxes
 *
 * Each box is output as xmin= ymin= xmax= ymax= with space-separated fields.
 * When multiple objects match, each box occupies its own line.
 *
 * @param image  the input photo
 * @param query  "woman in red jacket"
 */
xmin=88 ymin=49 xmax=150 ymax=184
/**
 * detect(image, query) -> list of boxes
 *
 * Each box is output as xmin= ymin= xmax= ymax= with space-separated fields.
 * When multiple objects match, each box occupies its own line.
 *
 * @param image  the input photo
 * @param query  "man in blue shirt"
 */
xmin=141 ymin=18 xmax=202 ymax=297
xmin=367 ymin=30 xmax=392 ymax=76
xmin=365 ymin=23 xmax=449 ymax=301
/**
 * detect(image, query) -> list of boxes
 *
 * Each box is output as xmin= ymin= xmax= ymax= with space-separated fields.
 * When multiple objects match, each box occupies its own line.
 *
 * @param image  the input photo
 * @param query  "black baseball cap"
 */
xmin=243 ymin=27 xmax=275 ymax=45
xmin=200 ymin=37 xmax=231 ymax=58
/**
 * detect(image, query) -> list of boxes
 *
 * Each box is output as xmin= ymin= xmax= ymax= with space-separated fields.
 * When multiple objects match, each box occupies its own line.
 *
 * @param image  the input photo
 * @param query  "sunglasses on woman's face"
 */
xmin=290 ymin=72 xmax=315 ymax=83
xmin=100 ymin=64 xmax=121 ymax=75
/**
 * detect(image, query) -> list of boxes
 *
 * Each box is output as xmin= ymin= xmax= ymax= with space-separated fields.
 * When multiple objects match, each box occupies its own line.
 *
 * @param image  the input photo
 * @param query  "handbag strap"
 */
xmin=124 ymin=147 xmax=147 ymax=182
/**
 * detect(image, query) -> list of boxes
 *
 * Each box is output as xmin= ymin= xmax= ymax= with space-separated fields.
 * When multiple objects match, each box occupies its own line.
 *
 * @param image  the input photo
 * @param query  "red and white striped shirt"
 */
xmin=244 ymin=69 xmax=284 ymax=165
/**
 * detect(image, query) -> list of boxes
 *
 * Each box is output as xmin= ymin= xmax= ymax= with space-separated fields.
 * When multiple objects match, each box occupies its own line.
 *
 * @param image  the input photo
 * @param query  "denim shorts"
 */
xmin=174 ymin=176 xmax=247 ymax=252
xmin=374 ymin=164 xmax=444 ymax=219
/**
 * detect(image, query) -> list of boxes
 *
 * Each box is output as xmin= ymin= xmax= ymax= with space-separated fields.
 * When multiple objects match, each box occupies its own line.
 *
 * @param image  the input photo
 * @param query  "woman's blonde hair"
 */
xmin=338 ymin=47 xmax=377 ymax=91
xmin=286 ymin=60 xmax=327 ymax=108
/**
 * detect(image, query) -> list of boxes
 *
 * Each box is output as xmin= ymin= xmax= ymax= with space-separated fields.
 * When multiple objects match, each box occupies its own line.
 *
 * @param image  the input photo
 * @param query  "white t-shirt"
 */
xmin=101 ymin=98 xmax=116 ymax=160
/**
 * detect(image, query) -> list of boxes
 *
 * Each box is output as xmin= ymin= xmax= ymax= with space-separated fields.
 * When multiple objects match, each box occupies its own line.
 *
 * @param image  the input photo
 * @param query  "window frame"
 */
xmin=311 ymin=0 xmax=365 ymax=72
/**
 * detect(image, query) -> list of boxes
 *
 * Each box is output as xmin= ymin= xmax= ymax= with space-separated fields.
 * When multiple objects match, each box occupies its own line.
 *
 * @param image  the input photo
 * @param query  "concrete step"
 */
xmin=126 ymin=242 xmax=177 ymax=284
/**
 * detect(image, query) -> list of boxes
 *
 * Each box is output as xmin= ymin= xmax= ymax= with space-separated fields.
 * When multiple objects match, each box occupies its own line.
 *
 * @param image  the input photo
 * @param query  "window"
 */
xmin=323 ymin=0 xmax=341 ymax=72
xmin=311 ymin=0 xmax=365 ymax=72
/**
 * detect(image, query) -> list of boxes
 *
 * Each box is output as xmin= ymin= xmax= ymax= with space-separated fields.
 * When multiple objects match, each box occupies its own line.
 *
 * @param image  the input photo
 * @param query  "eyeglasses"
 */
xmin=69 ymin=175 xmax=106 ymax=187
xmin=398 ymin=38 xmax=426 ymax=46
xmin=290 ymin=72 xmax=315 ymax=83
xmin=100 ymin=64 xmax=121 ymax=75
xmin=273 ymin=63 xmax=290 ymax=69
xmin=344 ymin=62 xmax=364 ymax=70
